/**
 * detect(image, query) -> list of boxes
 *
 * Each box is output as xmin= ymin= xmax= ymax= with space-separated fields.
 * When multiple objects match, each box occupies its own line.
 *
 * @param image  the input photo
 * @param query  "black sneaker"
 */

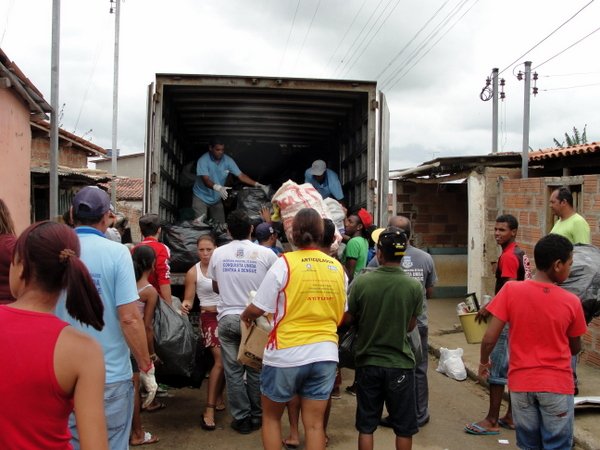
xmin=250 ymin=416 xmax=262 ymax=431
xmin=231 ymin=417 xmax=252 ymax=434
xmin=345 ymin=384 xmax=357 ymax=396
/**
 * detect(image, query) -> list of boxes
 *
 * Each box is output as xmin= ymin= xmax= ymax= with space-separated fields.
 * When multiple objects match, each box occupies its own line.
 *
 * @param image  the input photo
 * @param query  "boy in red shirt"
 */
xmin=479 ymin=233 xmax=587 ymax=450
xmin=135 ymin=214 xmax=172 ymax=305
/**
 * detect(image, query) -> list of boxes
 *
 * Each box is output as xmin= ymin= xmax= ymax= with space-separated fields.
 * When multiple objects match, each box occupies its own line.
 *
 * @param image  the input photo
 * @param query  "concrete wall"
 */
xmin=0 ymin=89 xmax=31 ymax=233
xmin=94 ymin=154 xmax=144 ymax=178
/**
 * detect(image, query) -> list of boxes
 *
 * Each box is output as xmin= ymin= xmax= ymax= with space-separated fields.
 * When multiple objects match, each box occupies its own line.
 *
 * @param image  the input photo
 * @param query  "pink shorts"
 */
xmin=200 ymin=311 xmax=220 ymax=348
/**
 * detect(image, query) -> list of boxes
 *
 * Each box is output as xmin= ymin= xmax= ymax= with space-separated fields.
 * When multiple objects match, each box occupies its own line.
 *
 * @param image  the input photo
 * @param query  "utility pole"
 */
xmin=49 ymin=0 xmax=60 ymax=220
xmin=110 ymin=0 xmax=120 ymax=209
xmin=521 ymin=61 xmax=531 ymax=178
xmin=491 ymin=68 xmax=499 ymax=153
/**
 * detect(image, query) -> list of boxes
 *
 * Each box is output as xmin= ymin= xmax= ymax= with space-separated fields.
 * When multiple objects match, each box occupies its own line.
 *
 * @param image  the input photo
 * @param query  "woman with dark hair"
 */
xmin=129 ymin=245 xmax=161 ymax=445
xmin=0 ymin=221 xmax=107 ymax=449
xmin=0 ymin=198 xmax=17 ymax=304
xmin=182 ymin=234 xmax=226 ymax=431
xmin=241 ymin=208 xmax=347 ymax=450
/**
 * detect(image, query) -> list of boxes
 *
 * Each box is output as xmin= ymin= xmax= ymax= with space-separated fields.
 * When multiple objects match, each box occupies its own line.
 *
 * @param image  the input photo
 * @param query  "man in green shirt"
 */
xmin=345 ymin=227 xmax=423 ymax=450
xmin=549 ymin=187 xmax=591 ymax=244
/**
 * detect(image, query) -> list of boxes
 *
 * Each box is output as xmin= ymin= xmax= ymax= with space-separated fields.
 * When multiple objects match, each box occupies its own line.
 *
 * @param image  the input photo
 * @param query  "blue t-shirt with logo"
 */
xmin=55 ymin=227 xmax=139 ymax=383
xmin=193 ymin=153 xmax=242 ymax=205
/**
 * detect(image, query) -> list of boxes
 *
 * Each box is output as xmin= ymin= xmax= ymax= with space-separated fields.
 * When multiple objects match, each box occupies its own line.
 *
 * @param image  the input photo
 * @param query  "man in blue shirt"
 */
xmin=304 ymin=159 xmax=344 ymax=201
xmin=55 ymin=186 xmax=158 ymax=449
xmin=193 ymin=137 xmax=267 ymax=223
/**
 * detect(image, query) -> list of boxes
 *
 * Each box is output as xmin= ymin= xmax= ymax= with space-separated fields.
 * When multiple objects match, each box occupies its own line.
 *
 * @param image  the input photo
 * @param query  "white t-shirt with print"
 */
xmin=208 ymin=239 xmax=278 ymax=320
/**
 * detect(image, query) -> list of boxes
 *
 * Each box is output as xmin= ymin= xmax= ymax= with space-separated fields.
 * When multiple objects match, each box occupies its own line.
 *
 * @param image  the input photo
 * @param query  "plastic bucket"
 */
xmin=458 ymin=312 xmax=488 ymax=344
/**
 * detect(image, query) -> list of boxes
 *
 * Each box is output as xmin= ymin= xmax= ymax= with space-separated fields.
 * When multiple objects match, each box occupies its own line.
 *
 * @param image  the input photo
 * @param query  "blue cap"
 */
xmin=73 ymin=186 xmax=111 ymax=218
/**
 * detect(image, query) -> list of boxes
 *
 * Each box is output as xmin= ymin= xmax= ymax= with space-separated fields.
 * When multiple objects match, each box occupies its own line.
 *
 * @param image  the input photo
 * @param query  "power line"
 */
xmin=375 ymin=0 xmax=451 ymax=81
xmin=279 ymin=0 xmax=301 ymax=73
xmin=332 ymin=0 xmax=387 ymax=77
xmin=382 ymin=0 xmax=474 ymax=90
xmin=381 ymin=0 xmax=469 ymax=88
xmin=294 ymin=0 xmax=323 ymax=70
xmin=542 ymin=81 xmax=600 ymax=91
xmin=321 ymin=0 xmax=369 ymax=77
xmin=339 ymin=0 xmax=402 ymax=79
xmin=0 ymin=0 xmax=16 ymax=46
xmin=498 ymin=0 xmax=595 ymax=75
xmin=533 ymin=24 xmax=600 ymax=70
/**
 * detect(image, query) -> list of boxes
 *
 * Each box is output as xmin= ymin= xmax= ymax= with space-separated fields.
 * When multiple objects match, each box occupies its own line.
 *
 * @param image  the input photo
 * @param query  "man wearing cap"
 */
xmin=55 ymin=186 xmax=157 ymax=449
xmin=304 ymin=159 xmax=344 ymax=202
xmin=342 ymin=208 xmax=373 ymax=282
xmin=369 ymin=216 xmax=437 ymax=428
xmin=193 ymin=137 xmax=268 ymax=223
xmin=255 ymin=222 xmax=283 ymax=256
xmin=345 ymin=227 xmax=423 ymax=450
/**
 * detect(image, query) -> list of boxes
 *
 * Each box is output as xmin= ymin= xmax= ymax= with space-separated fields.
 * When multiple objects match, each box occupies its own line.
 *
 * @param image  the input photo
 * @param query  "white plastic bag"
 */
xmin=436 ymin=347 xmax=467 ymax=381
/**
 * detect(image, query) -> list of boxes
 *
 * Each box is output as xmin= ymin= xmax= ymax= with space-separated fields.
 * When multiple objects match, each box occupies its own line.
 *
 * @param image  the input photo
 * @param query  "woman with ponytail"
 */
xmin=0 ymin=221 xmax=108 ymax=450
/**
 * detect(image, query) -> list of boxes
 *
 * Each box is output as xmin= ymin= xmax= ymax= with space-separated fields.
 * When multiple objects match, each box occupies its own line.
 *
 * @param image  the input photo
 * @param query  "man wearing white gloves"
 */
xmin=55 ymin=186 xmax=157 ymax=449
xmin=193 ymin=137 xmax=267 ymax=223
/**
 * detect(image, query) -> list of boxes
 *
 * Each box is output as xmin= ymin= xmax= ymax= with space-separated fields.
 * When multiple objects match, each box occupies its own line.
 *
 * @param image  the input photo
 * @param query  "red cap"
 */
xmin=357 ymin=208 xmax=373 ymax=229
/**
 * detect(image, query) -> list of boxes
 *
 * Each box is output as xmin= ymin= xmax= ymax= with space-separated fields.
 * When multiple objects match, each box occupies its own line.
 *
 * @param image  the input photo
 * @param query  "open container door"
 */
xmin=143 ymin=82 xmax=156 ymax=214
xmin=376 ymin=91 xmax=390 ymax=227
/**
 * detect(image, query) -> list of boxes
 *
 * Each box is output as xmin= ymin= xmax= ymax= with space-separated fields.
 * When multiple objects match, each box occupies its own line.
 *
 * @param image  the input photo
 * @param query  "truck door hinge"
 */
xmin=369 ymin=179 xmax=378 ymax=189
xmin=371 ymin=100 xmax=379 ymax=110
xmin=150 ymin=172 xmax=157 ymax=184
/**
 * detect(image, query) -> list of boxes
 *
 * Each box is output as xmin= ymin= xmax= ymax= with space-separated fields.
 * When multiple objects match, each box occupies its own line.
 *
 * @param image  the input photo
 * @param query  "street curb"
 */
xmin=428 ymin=337 xmax=595 ymax=450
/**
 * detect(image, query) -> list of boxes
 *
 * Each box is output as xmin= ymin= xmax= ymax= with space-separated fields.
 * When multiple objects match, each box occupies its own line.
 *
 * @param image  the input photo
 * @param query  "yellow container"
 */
xmin=458 ymin=312 xmax=488 ymax=344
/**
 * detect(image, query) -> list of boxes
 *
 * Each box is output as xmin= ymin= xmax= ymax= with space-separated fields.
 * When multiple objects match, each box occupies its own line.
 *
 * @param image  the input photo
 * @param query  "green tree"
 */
xmin=553 ymin=125 xmax=587 ymax=148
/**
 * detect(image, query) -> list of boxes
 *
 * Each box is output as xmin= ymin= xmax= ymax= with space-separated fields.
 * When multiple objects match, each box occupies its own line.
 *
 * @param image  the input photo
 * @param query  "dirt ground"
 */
xmin=141 ymin=359 xmax=521 ymax=450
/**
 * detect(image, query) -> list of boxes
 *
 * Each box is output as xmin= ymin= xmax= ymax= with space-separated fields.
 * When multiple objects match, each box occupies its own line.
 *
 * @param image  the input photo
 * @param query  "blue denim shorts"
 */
xmin=510 ymin=392 xmax=574 ymax=450
xmin=489 ymin=325 xmax=509 ymax=385
xmin=261 ymin=361 xmax=337 ymax=402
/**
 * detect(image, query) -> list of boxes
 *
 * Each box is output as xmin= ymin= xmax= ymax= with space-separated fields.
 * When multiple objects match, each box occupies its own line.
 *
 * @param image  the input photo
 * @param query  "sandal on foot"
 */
xmin=464 ymin=422 xmax=500 ymax=435
xmin=498 ymin=418 xmax=516 ymax=430
xmin=142 ymin=402 xmax=166 ymax=413
xmin=130 ymin=431 xmax=159 ymax=446
xmin=282 ymin=440 xmax=299 ymax=449
xmin=201 ymin=404 xmax=216 ymax=431
xmin=216 ymin=402 xmax=226 ymax=411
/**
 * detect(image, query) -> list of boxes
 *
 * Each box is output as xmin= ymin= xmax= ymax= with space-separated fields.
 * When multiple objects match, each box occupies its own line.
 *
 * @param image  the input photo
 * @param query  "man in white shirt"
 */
xmin=208 ymin=210 xmax=278 ymax=434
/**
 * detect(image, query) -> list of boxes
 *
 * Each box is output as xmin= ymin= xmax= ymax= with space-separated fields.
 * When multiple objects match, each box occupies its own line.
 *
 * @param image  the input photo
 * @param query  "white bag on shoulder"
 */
xmin=436 ymin=347 xmax=467 ymax=381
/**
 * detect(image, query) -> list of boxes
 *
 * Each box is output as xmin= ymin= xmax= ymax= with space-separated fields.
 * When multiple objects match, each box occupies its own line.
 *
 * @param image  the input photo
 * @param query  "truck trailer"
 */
xmin=144 ymin=74 xmax=390 ymax=225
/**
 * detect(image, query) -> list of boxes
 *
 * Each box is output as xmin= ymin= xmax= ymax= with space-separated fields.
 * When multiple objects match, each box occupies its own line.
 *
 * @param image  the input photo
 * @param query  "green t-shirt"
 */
xmin=348 ymin=266 xmax=423 ymax=369
xmin=551 ymin=213 xmax=591 ymax=244
xmin=342 ymin=236 xmax=368 ymax=276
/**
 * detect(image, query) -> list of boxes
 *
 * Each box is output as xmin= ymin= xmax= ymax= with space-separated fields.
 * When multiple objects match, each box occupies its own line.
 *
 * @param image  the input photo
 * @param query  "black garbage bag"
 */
xmin=153 ymin=298 xmax=197 ymax=378
xmin=237 ymin=187 xmax=272 ymax=226
xmin=162 ymin=220 xmax=213 ymax=273
xmin=560 ymin=244 xmax=600 ymax=324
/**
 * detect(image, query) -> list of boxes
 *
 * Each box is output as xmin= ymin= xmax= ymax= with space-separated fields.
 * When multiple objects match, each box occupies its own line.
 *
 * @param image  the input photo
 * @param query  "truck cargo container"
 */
xmin=144 ymin=74 xmax=390 ymax=226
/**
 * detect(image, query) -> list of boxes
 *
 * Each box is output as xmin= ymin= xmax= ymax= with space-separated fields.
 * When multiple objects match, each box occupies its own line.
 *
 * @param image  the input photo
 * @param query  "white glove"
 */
xmin=212 ymin=184 xmax=231 ymax=200
xmin=140 ymin=363 xmax=158 ymax=409
xmin=255 ymin=182 xmax=270 ymax=196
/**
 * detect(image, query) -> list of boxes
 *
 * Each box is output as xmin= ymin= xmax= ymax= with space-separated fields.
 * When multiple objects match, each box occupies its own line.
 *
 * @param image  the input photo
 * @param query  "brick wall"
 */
xmin=496 ymin=172 xmax=600 ymax=368
xmin=31 ymin=136 xmax=88 ymax=168
xmin=394 ymin=182 xmax=468 ymax=249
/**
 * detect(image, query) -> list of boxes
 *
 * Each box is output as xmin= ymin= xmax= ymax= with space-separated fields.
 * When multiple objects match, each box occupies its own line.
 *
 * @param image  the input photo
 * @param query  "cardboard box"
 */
xmin=237 ymin=322 xmax=269 ymax=370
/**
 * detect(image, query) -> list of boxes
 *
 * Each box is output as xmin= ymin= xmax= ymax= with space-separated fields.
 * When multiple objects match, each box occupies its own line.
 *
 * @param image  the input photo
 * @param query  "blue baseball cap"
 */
xmin=73 ymin=186 xmax=111 ymax=218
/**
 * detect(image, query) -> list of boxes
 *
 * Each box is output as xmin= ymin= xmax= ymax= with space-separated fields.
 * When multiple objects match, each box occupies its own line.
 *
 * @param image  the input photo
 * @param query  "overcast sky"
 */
xmin=1 ymin=0 xmax=599 ymax=170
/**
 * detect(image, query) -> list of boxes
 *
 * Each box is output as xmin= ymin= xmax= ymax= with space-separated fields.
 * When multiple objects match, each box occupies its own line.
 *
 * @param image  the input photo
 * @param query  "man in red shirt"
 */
xmin=479 ymin=233 xmax=587 ymax=450
xmin=135 ymin=214 xmax=172 ymax=305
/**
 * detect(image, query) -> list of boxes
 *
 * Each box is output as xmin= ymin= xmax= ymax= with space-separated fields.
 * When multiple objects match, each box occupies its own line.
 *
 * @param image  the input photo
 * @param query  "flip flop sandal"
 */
xmin=498 ymin=418 xmax=516 ymax=430
xmin=130 ymin=431 xmax=159 ymax=446
xmin=464 ymin=422 xmax=500 ymax=435
xmin=142 ymin=402 xmax=166 ymax=413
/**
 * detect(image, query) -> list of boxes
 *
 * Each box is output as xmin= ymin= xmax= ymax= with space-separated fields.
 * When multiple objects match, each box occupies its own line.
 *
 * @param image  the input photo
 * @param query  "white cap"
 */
xmin=310 ymin=160 xmax=327 ymax=176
